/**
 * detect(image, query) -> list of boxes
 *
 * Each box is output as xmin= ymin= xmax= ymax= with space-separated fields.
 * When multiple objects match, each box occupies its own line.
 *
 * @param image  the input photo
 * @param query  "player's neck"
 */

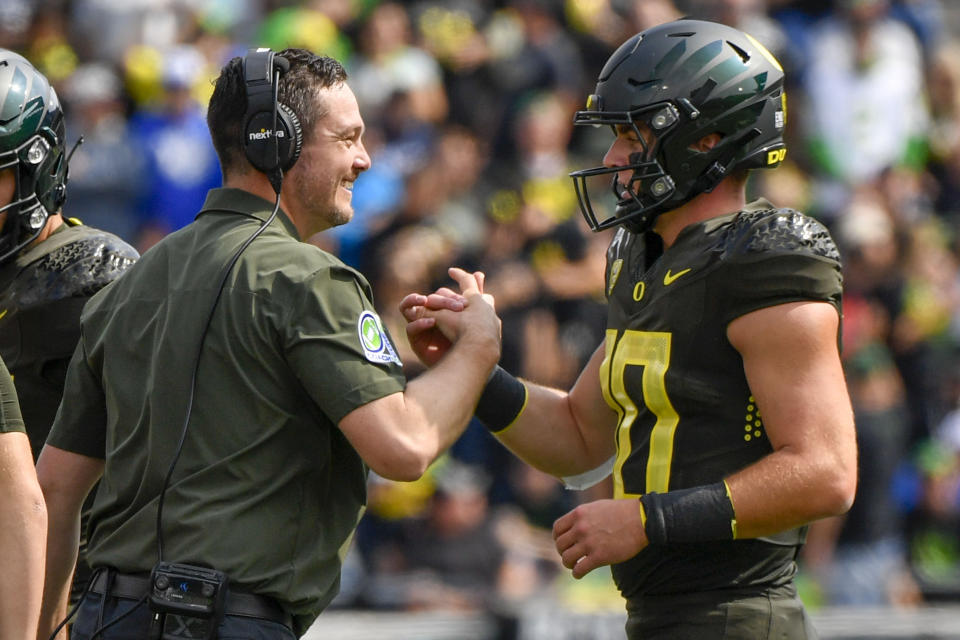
xmin=654 ymin=183 xmax=746 ymax=249
xmin=34 ymin=213 xmax=64 ymax=245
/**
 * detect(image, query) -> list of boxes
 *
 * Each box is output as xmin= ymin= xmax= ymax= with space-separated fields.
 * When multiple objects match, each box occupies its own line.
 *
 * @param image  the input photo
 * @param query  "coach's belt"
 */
xmin=89 ymin=570 xmax=292 ymax=629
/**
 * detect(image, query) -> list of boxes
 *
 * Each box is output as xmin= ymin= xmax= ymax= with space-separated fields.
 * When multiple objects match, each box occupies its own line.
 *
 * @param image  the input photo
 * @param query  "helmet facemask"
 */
xmin=0 ymin=134 xmax=63 ymax=263
xmin=571 ymin=101 xmax=684 ymax=234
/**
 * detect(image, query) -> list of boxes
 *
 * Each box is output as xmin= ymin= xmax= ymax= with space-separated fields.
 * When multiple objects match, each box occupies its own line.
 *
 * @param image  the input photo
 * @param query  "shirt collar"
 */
xmin=197 ymin=188 xmax=301 ymax=240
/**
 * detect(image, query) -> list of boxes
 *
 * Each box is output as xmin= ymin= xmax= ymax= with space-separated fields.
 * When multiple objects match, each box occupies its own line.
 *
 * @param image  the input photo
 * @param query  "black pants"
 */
xmin=624 ymin=583 xmax=818 ymax=640
xmin=70 ymin=592 xmax=297 ymax=640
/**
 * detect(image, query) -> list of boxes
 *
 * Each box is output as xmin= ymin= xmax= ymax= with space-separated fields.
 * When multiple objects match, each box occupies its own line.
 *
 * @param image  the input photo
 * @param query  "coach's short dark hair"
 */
xmin=206 ymin=48 xmax=348 ymax=178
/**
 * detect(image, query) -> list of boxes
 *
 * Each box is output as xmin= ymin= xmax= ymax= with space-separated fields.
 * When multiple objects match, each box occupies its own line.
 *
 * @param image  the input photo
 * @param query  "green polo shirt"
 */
xmin=47 ymin=188 xmax=406 ymax=635
xmin=0 ymin=356 xmax=24 ymax=434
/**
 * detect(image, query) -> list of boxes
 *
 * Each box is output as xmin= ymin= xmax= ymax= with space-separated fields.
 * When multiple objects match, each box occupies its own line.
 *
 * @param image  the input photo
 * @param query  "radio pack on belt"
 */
xmin=149 ymin=562 xmax=228 ymax=640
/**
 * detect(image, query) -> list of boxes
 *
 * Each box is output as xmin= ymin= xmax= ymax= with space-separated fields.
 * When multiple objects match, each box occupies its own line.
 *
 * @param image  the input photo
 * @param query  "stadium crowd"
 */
xmin=5 ymin=0 xmax=960 ymax=627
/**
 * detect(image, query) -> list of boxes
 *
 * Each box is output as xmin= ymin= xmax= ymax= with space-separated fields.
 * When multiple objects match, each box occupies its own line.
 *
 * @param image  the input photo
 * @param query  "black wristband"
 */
xmin=640 ymin=481 xmax=737 ymax=544
xmin=475 ymin=365 xmax=527 ymax=434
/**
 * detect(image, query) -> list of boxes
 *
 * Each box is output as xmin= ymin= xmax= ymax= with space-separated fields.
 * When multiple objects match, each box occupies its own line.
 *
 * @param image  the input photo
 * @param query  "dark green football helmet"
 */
xmin=0 ymin=49 xmax=69 ymax=264
xmin=570 ymin=19 xmax=788 ymax=233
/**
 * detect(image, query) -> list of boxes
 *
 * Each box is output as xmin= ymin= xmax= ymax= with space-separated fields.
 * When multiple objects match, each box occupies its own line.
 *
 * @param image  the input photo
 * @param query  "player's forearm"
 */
xmin=0 ymin=486 xmax=46 ymax=640
xmin=483 ymin=344 xmax=615 ymax=478
xmin=724 ymin=442 xmax=856 ymax=540
xmin=494 ymin=381 xmax=612 ymax=478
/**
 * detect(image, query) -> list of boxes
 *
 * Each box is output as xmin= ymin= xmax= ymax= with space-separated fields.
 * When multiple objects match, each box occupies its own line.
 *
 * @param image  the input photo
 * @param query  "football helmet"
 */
xmin=0 ymin=49 xmax=69 ymax=265
xmin=570 ymin=19 xmax=788 ymax=233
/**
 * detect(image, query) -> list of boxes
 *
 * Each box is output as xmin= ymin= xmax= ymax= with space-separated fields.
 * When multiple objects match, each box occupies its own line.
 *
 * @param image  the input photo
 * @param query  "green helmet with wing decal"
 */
xmin=0 ymin=49 xmax=69 ymax=264
xmin=570 ymin=19 xmax=788 ymax=233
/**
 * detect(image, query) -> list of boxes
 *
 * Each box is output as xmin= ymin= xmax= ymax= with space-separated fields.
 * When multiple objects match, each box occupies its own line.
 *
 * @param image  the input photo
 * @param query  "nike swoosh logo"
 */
xmin=663 ymin=268 xmax=692 ymax=286
xmin=0 ymin=309 xmax=6 ymax=320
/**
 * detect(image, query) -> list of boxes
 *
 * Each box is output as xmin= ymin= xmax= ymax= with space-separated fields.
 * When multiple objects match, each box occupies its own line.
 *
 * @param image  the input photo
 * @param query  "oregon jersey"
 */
xmin=601 ymin=200 xmax=842 ymax=598
xmin=0 ymin=221 xmax=138 ymax=455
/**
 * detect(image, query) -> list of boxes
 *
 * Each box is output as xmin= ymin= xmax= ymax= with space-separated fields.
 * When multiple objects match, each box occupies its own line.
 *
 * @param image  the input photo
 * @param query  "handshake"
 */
xmin=398 ymin=267 xmax=500 ymax=369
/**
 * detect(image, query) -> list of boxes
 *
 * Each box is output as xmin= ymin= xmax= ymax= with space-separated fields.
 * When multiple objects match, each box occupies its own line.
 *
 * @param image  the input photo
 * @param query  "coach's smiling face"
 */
xmin=284 ymin=82 xmax=371 ymax=238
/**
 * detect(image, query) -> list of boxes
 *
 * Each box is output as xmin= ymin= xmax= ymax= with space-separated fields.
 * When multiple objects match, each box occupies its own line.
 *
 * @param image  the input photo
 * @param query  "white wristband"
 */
xmin=562 ymin=455 xmax=615 ymax=490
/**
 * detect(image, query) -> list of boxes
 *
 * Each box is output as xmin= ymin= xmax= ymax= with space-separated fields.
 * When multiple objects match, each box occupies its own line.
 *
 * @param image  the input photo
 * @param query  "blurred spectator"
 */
xmin=0 ymin=0 xmax=36 ymax=51
xmin=358 ymin=459 xmax=513 ymax=613
xmin=890 ymin=217 xmax=960 ymax=439
xmin=889 ymin=0 xmax=947 ymax=59
xmin=481 ymin=90 xmax=608 ymax=383
xmin=622 ymin=0 xmax=684 ymax=33
xmin=69 ymin=0 xmax=202 ymax=64
xmin=127 ymin=44 xmax=221 ymax=250
xmin=257 ymin=1 xmax=352 ymax=63
xmin=899 ymin=409 xmax=960 ymax=600
xmin=61 ymin=62 xmax=145 ymax=240
xmin=926 ymin=40 xmax=960 ymax=218
xmin=799 ymin=0 xmax=929 ymax=209
xmin=349 ymin=2 xmax=448 ymax=129
xmin=486 ymin=0 xmax=586 ymax=158
xmin=24 ymin=9 xmax=77 ymax=84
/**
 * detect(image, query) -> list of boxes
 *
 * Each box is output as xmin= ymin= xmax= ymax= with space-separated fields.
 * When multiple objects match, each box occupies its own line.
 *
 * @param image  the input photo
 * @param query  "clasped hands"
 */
xmin=399 ymin=267 xmax=498 ymax=366
xmin=399 ymin=268 xmax=648 ymax=578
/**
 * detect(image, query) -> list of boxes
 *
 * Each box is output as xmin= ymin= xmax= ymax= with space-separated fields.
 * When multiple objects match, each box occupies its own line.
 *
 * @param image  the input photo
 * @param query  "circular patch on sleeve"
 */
xmin=358 ymin=310 xmax=401 ymax=365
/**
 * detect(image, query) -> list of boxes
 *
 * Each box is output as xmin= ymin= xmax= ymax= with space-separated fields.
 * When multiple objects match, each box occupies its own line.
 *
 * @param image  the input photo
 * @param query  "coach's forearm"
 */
xmin=36 ymin=446 xmax=104 ymax=640
xmin=36 ymin=490 xmax=80 ymax=640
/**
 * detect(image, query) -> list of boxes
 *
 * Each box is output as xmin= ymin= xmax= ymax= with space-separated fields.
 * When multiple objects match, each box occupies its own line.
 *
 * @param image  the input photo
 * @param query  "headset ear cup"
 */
xmin=277 ymin=103 xmax=302 ymax=171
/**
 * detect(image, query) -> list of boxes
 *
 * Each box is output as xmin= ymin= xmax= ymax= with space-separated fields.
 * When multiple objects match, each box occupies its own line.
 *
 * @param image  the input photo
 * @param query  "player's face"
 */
xmin=289 ymin=83 xmax=371 ymax=234
xmin=0 ymin=168 xmax=14 ymax=233
xmin=603 ymin=122 xmax=654 ymax=198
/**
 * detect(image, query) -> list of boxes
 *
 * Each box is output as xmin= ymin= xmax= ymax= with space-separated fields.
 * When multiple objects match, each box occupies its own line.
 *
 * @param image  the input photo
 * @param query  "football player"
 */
xmin=403 ymin=19 xmax=857 ymax=639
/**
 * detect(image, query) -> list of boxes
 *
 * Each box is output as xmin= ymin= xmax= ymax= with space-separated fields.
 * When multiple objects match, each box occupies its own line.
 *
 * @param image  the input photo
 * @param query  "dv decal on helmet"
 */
xmin=358 ymin=310 xmax=401 ymax=365
xmin=767 ymin=148 xmax=787 ymax=165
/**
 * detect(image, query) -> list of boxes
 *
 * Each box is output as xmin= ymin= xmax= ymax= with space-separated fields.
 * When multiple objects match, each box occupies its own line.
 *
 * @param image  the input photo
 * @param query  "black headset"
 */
xmin=242 ymin=48 xmax=303 ymax=193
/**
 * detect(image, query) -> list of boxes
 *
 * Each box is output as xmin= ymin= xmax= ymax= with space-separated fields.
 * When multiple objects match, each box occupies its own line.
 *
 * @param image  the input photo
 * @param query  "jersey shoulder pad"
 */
xmin=719 ymin=206 xmax=840 ymax=263
xmin=11 ymin=228 xmax=139 ymax=308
